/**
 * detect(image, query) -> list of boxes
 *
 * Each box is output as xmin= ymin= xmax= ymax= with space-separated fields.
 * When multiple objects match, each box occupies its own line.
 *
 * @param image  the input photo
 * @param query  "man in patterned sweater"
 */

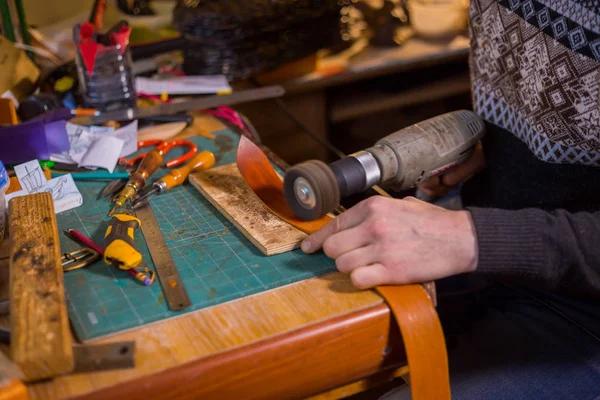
xmin=301 ymin=0 xmax=600 ymax=396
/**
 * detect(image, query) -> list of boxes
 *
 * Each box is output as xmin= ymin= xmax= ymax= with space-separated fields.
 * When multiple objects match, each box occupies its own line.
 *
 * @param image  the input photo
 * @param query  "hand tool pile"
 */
xmin=94 ymin=138 xmax=215 ymax=311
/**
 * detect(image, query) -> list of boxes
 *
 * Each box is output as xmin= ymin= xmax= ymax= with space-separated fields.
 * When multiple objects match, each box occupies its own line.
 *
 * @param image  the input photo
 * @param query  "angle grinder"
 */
xmin=283 ymin=110 xmax=485 ymax=221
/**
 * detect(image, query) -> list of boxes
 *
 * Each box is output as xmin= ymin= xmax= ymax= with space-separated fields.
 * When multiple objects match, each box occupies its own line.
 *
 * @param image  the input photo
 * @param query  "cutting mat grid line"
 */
xmin=57 ymin=130 xmax=336 ymax=341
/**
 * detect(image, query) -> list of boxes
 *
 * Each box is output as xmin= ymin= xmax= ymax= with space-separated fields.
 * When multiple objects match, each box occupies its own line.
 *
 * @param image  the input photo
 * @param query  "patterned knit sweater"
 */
xmin=461 ymin=0 xmax=600 ymax=299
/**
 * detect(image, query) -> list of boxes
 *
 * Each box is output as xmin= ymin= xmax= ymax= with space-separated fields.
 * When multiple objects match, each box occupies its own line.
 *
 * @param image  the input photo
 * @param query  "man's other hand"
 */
xmin=301 ymin=196 xmax=478 ymax=289
xmin=418 ymin=141 xmax=485 ymax=200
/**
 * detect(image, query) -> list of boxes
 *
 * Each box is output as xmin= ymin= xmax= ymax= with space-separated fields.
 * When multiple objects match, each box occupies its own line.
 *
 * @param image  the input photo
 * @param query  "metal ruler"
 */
xmin=76 ymin=85 xmax=285 ymax=125
xmin=134 ymin=199 xmax=191 ymax=311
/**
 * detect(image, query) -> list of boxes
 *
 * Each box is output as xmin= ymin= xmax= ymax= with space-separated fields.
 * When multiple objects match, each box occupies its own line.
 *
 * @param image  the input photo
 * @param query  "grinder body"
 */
xmin=284 ymin=110 xmax=485 ymax=221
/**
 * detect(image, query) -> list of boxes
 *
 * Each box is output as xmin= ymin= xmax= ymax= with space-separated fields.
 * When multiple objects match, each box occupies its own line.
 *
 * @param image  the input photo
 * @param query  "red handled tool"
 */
xmin=119 ymin=139 xmax=197 ymax=168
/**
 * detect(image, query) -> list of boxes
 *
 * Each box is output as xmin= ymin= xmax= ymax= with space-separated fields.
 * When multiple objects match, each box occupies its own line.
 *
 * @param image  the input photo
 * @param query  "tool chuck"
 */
xmin=283 ymin=110 xmax=485 ymax=221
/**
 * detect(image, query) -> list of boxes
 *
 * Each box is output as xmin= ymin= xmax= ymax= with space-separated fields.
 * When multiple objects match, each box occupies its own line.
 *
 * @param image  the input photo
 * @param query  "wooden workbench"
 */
xmin=22 ymin=272 xmax=409 ymax=399
xmin=0 ymin=139 xmax=411 ymax=399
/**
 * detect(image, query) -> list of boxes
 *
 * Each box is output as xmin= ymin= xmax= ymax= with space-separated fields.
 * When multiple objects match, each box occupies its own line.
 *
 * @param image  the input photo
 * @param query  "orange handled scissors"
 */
xmin=119 ymin=139 xmax=198 ymax=168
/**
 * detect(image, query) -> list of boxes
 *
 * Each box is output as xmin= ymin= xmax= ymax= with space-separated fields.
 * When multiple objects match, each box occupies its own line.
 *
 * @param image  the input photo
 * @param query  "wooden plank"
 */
xmin=189 ymin=163 xmax=307 ymax=255
xmin=26 ymin=272 xmax=385 ymax=400
xmin=137 ymin=122 xmax=187 ymax=141
xmin=8 ymin=193 xmax=74 ymax=382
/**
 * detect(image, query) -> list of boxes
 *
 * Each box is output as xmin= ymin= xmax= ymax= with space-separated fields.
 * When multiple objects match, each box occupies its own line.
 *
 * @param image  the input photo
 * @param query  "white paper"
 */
xmin=50 ymin=123 xmax=98 ymax=164
xmin=49 ymin=120 xmax=137 ymax=170
xmin=47 ymin=174 xmax=83 ymax=213
xmin=89 ymin=126 xmax=115 ymax=134
xmin=135 ymin=75 xmax=231 ymax=95
xmin=79 ymin=136 xmax=124 ymax=173
xmin=14 ymin=160 xmax=49 ymax=194
xmin=68 ymin=130 xmax=94 ymax=164
xmin=49 ymin=152 xmax=74 ymax=164
xmin=6 ymin=172 xmax=83 ymax=214
xmin=110 ymin=120 xmax=138 ymax=157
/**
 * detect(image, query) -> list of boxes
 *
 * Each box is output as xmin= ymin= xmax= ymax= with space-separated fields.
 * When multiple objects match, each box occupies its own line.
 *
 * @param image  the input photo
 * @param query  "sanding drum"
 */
xmin=283 ymin=110 xmax=485 ymax=220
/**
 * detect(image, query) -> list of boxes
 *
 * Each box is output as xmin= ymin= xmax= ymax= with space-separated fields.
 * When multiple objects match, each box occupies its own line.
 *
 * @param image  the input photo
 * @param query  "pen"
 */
xmin=64 ymin=229 xmax=153 ymax=286
xmin=64 ymin=229 xmax=103 ymax=254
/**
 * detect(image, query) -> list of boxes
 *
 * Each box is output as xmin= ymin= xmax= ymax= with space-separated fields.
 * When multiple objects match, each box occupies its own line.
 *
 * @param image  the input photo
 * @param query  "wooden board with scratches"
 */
xmin=8 ymin=193 xmax=74 ymax=382
xmin=189 ymin=163 xmax=307 ymax=255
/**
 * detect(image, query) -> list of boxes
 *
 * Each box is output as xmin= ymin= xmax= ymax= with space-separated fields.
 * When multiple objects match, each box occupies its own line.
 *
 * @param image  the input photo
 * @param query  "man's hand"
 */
xmin=418 ymin=141 xmax=485 ymax=200
xmin=301 ymin=196 xmax=478 ymax=289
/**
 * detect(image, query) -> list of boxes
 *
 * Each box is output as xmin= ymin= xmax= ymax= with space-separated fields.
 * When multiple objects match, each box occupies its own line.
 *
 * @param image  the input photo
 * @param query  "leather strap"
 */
xmin=236 ymin=136 xmax=451 ymax=399
xmin=377 ymin=285 xmax=450 ymax=400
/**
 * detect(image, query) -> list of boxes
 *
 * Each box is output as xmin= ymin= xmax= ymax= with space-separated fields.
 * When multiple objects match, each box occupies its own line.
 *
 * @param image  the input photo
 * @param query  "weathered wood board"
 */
xmin=8 ymin=193 xmax=74 ymax=381
xmin=189 ymin=163 xmax=307 ymax=255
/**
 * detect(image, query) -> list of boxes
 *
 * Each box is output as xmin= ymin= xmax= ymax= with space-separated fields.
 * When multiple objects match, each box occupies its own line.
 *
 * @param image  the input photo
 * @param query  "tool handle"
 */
xmin=103 ymin=214 xmax=142 ymax=270
xmin=161 ymin=151 xmax=215 ymax=191
xmin=135 ymin=149 xmax=164 ymax=181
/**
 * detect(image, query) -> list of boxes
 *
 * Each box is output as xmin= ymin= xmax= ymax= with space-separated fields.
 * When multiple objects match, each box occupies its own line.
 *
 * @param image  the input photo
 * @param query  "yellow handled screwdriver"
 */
xmin=103 ymin=213 xmax=143 ymax=270
xmin=131 ymin=150 xmax=215 ymax=206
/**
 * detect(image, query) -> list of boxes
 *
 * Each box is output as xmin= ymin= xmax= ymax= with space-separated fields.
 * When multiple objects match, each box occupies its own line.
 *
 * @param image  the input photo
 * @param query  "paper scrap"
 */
xmin=110 ymin=120 xmax=138 ymax=157
xmin=68 ymin=129 xmax=95 ymax=164
xmin=49 ymin=120 xmax=137 ymax=171
xmin=14 ymin=160 xmax=49 ymax=194
xmin=79 ymin=136 xmax=124 ymax=173
xmin=6 ymin=165 xmax=83 ymax=214
xmin=47 ymin=174 xmax=83 ymax=212
xmin=89 ymin=125 xmax=115 ymax=134
xmin=135 ymin=75 xmax=231 ymax=95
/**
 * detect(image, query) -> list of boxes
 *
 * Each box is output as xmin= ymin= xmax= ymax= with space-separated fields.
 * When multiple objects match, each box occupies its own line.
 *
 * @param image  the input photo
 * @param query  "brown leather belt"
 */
xmin=237 ymin=136 xmax=451 ymax=400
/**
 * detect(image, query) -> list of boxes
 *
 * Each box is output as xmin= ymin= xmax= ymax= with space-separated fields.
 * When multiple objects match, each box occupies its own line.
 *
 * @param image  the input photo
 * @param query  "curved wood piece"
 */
xmin=236 ymin=135 xmax=332 ymax=234
xmin=235 ymin=136 xmax=450 ymax=400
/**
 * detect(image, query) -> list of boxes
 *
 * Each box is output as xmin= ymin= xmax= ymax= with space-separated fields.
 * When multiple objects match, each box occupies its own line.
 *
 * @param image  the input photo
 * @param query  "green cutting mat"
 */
xmin=56 ymin=129 xmax=336 ymax=341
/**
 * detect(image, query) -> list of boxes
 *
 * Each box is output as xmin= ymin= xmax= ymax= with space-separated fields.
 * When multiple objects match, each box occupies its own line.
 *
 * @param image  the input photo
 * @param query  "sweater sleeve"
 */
xmin=466 ymin=207 xmax=600 ymax=299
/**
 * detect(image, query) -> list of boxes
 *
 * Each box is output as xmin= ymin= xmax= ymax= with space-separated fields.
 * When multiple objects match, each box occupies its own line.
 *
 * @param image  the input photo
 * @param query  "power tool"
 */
xmin=283 ymin=110 xmax=485 ymax=221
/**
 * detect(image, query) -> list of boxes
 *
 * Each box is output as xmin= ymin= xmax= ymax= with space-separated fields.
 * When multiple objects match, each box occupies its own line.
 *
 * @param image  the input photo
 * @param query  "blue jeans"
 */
xmin=380 ymin=279 xmax=600 ymax=400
